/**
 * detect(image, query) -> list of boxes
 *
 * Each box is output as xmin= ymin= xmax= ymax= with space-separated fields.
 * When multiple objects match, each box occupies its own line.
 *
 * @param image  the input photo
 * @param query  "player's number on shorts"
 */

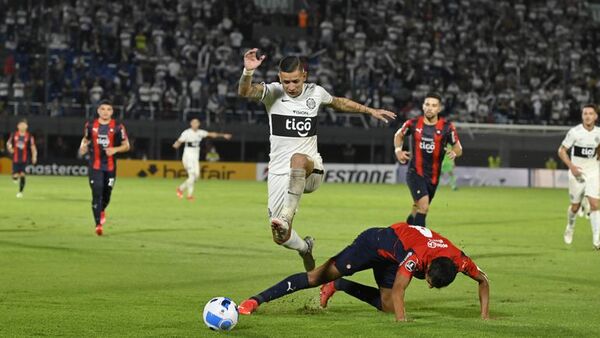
xmin=409 ymin=225 xmax=433 ymax=238
xmin=108 ymin=178 xmax=115 ymax=187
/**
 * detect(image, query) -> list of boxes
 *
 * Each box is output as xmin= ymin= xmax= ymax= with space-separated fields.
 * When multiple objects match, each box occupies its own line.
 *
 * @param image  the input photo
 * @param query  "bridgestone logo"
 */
xmin=271 ymin=114 xmax=317 ymax=137
xmin=26 ymin=164 xmax=88 ymax=176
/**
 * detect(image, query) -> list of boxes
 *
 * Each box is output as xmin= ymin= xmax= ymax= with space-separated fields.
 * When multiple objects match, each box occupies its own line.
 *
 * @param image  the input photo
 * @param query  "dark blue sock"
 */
xmin=334 ymin=278 xmax=382 ymax=310
xmin=19 ymin=177 xmax=25 ymax=192
xmin=406 ymin=214 xmax=415 ymax=224
xmin=414 ymin=212 xmax=427 ymax=227
xmin=253 ymin=273 xmax=310 ymax=304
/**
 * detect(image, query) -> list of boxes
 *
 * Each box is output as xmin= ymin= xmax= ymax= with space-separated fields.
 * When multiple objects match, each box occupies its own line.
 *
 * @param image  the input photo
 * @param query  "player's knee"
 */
xmin=571 ymin=203 xmax=581 ymax=213
xmin=290 ymin=153 xmax=308 ymax=168
xmin=307 ymin=270 xmax=323 ymax=286
xmin=380 ymin=294 xmax=394 ymax=313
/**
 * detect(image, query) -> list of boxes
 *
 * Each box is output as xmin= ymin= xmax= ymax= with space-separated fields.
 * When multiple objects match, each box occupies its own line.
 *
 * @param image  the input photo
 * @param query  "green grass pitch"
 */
xmin=1 ymin=176 xmax=599 ymax=337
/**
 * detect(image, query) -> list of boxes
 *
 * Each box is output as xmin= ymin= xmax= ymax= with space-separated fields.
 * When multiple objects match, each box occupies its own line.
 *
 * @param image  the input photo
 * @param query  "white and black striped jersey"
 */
xmin=261 ymin=82 xmax=333 ymax=174
xmin=562 ymin=124 xmax=600 ymax=171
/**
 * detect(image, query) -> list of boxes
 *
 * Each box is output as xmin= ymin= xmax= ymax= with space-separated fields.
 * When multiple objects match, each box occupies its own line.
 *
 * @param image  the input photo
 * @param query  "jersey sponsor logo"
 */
xmin=271 ymin=114 xmax=317 ymax=137
xmin=573 ymin=146 xmax=596 ymax=158
xmin=17 ymin=141 xmax=25 ymax=149
xmin=419 ymin=137 xmax=435 ymax=153
xmin=427 ymin=239 xmax=449 ymax=249
xmin=306 ymin=98 xmax=316 ymax=109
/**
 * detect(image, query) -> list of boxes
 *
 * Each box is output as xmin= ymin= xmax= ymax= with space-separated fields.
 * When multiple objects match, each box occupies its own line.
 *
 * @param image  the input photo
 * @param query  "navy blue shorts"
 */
xmin=333 ymin=228 xmax=407 ymax=289
xmin=12 ymin=162 xmax=27 ymax=174
xmin=406 ymin=169 xmax=438 ymax=202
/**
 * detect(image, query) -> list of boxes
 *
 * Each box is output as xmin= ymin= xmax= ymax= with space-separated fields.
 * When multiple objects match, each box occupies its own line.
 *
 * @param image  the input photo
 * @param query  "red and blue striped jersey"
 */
xmin=10 ymin=131 xmax=35 ymax=164
xmin=83 ymin=119 xmax=127 ymax=171
xmin=398 ymin=116 xmax=459 ymax=185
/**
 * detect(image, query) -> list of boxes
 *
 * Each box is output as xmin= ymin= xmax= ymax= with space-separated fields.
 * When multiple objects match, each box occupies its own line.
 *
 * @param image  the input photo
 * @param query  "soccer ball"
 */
xmin=202 ymin=297 xmax=239 ymax=331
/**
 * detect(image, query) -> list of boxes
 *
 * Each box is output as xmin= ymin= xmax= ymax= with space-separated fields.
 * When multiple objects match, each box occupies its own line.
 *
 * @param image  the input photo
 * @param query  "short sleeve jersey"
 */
xmin=261 ymin=82 xmax=333 ymax=174
xmin=10 ymin=132 xmax=35 ymax=164
xmin=390 ymin=223 xmax=480 ymax=280
xmin=178 ymin=128 xmax=209 ymax=159
xmin=398 ymin=117 xmax=459 ymax=184
xmin=561 ymin=124 xmax=600 ymax=172
xmin=84 ymin=119 xmax=128 ymax=172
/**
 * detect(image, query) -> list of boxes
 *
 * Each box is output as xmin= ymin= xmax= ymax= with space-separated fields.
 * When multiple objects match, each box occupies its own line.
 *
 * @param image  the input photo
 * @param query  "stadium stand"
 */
xmin=0 ymin=0 xmax=599 ymax=126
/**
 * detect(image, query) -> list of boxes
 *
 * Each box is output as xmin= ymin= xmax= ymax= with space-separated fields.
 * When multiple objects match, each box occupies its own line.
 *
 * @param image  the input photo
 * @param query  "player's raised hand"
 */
xmin=243 ymin=48 xmax=266 ymax=71
xmin=395 ymin=149 xmax=411 ymax=164
xmin=370 ymin=109 xmax=396 ymax=123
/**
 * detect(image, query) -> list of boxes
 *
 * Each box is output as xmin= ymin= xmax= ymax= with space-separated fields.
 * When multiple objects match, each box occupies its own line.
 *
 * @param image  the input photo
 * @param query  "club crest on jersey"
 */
xmin=405 ymin=260 xmax=416 ymax=272
xmin=306 ymin=98 xmax=316 ymax=109
xmin=98 ymin=135 xmax=109 ymax=148
xmin=436 ymin=129 xmax=441 ymax=135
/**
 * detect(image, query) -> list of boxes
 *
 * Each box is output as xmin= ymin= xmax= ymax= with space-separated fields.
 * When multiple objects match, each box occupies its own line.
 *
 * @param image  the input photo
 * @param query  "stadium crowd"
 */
xmin=0 ymin=0 xmax=599 ymax=126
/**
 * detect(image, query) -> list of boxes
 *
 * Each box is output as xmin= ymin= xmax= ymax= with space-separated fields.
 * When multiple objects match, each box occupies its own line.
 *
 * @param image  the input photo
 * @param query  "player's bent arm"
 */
xmin=6 ymin=138 xmax=13 ymax=153
xmin=237 ymin=76 xmax=264 ymax=101
xmin=31 ymin=143 xmax=38 ymax=164
xmin=391 ymin=272 xmax=412 ymax=322
xmin=116 ymin=139 xmax=130 ymax=153
xmin=471 ymin=271 xmax=490 ymax=320
xmin=172 ymin=140 xmax=183 ymax=149
xmin=328 ymin=97 xmax=396 ymax=123
xmin=78 ymin=138 xmax=89 ymax=156
xmin=558 ymin=146 xmax=576 ymax=171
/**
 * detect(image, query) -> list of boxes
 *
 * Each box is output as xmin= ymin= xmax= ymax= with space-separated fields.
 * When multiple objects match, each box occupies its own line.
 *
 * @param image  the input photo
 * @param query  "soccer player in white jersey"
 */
xmin=173 ymin=118 xmax=232 ymax=200
xmin=558 ymin=104 xmax=600 ymax=250
xmin=238 ymin=48 xmax=396 ymax=270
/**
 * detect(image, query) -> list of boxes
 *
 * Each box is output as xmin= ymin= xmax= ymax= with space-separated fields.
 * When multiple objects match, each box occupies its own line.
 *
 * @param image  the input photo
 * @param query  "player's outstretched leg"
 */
xmin=564 ymin=204 xmax=578 ymax=244
xmin=238 ymin=258 xmax=342 ymax=315
xmin=320 ymin=278 xmax=383 ymax=310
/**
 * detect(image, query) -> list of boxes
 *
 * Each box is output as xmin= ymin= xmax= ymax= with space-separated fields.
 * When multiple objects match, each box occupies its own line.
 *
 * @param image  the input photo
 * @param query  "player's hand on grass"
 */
xmin=369 ymin=108 xmax=396 ymax=123
xmin=244 ymin=48 xmax=266 ymax=71
xmin=395 ymin=149 xmax=411 ymax=164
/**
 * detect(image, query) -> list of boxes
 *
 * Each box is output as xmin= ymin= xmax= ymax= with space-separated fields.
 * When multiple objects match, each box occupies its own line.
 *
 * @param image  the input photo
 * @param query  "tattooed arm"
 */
xmin=328 ymin=97 xmax=396 ymax=123
xmin=238 ymin=48 xmax=266 ymax=100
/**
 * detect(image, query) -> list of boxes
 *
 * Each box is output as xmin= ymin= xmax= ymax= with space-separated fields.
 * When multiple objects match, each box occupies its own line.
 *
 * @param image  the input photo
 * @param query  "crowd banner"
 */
xmin=256 ymin=163 xmax=397 ymax=184
xmin=530 ymin=169 xmax=568 ymax=188
xmin=117 ymin=160 xmax=257 ymax=180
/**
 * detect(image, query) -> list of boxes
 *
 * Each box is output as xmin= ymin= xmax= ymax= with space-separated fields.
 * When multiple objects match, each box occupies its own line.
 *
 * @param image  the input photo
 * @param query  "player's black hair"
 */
xmin=18 ymin=118 xmax=28 ymax=124
xmin=97 ymin=99 xmax=113 ymax=107
xmin=279 ymin=56 xmax=306 ymax=73
xmin=425 ymin=92 xmax=443 ymax=104
xmin=427 ymin=257 xmax=458 ymax=288
xmin=582 ymin=103 xmax=598 ymax=113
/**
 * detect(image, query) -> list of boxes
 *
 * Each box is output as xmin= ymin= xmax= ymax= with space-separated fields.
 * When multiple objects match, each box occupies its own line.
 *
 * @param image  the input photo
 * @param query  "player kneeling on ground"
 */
xmin=238 ymin=222 xmax=490 ymax=321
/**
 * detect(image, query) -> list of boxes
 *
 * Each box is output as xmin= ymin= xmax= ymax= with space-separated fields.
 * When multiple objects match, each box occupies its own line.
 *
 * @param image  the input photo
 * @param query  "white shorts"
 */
xmin=268 ymin=163 xmax=324 ymax=219
xmin=568 ymin=170 xmax=599 ymax=203
xmin=182 ymin=156 xmax=199 ymax=178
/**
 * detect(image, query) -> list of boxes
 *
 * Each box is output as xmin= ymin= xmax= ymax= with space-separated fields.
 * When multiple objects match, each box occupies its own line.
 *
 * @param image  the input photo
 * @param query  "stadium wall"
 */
xmin=0 ymin=116 xmax=568 ymax=168
xmin=0 ymin=157 xmax=568 ymax=188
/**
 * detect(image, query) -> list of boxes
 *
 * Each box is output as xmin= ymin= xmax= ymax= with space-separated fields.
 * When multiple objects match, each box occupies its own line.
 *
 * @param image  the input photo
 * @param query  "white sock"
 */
xmin=186 ymin=174 xmax=196 ymax=197
xmin=179 ymin=181 xmax=188 ymax=192
xmin=282 ymin=229 xmax=308 ymax=253
xmin=281 ymin=168 xmax=306 ymax=220
xmin=590 ymin=210 xmax=600 ymax=245
xmin=567 ymin=207 xmax=576 ymax=229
